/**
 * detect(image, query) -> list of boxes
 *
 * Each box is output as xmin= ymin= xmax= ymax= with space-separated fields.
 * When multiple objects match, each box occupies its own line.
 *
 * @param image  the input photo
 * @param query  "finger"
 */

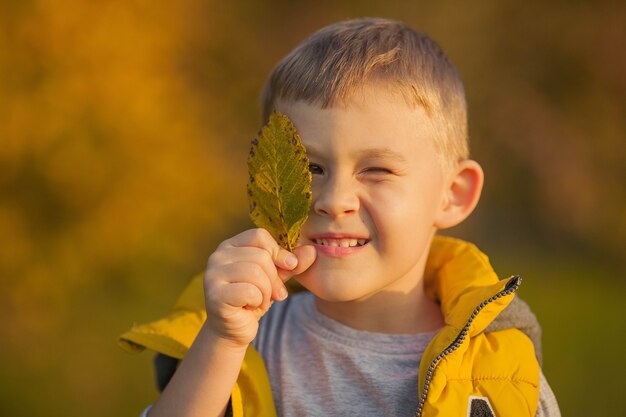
xmin=226 ymin=228 xmax=279 ymax=253
xmin=220 ymin=282 xmax=263 ymax=309
xmin=278 ymin=244 xmax=317 ymax=282
xmin=215 ymin=246 xmax=280 ymax=285
xmin=266 ymin=245 xmax=311 ymax=300
xmin=226 ymin=228 xmax=297 ymax=270
xmin=222 ymin=262 xmax=273 ymax=311
xmin=216 ymin=246 xmax=289 ymax=302
xmin=222 ymin=229 xmax=295 ymax=300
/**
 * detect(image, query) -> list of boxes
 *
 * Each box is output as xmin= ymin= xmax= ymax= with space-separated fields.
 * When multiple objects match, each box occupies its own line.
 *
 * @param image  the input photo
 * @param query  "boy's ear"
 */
xmin=434 ymin=159 xmax=484 ymax=229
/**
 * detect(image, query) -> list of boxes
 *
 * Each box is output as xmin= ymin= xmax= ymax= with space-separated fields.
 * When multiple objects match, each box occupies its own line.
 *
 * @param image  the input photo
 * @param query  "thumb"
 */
xmin=278 ymin=245 xmax=316 ymax=282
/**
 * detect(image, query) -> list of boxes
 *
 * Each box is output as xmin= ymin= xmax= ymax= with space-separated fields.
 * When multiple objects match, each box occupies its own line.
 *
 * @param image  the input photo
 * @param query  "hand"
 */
xmin=203 ymin=228 xmax=316 ymax=347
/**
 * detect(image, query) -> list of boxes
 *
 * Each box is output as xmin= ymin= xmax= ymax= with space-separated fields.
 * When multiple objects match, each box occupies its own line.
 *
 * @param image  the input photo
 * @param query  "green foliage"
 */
xmin=247 ymin=112 xmax=312 ymax=250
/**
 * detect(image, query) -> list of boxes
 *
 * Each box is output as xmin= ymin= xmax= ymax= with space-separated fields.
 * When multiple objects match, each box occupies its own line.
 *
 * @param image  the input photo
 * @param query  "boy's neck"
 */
xmin=314 ymin=279 xmax=445 ymax=335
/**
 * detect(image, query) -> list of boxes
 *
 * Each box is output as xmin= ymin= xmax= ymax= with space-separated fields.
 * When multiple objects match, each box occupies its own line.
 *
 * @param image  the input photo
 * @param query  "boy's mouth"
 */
xmin=311 ymin=238 xmax=369 ymax=247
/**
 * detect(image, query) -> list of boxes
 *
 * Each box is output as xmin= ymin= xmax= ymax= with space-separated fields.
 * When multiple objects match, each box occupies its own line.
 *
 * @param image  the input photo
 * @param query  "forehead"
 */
xmin=274 ymin=86 xmax=438 ymax=159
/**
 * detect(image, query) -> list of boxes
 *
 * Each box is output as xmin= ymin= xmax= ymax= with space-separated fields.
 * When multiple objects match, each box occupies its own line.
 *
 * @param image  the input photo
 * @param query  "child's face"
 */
xmin=276 ymin=85 xmax=450 ymax=303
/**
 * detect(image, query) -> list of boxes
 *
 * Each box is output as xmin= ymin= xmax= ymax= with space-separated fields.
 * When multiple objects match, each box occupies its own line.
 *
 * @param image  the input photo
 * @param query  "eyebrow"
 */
xmin=356 ymin=147 xmax=407 ymax=163
xmin=304 ymin=145 xmax=407 ymax=163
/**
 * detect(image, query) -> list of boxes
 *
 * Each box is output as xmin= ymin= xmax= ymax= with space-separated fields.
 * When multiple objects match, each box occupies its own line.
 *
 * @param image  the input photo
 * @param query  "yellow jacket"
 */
xmin=119 ymin=236 xmax=540 ymax=416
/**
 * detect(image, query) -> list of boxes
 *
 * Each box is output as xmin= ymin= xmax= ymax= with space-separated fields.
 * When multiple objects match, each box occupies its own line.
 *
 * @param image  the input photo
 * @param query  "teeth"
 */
xmin=314 ymin=238 xmax=368 ymax=247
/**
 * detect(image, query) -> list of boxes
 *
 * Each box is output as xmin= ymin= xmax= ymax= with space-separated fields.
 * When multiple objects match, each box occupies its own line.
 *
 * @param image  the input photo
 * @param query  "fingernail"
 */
xmin=278 ymin=286 xmax=288 ymax=300
xmin=285 ymin=255 xmax=297 ymax=268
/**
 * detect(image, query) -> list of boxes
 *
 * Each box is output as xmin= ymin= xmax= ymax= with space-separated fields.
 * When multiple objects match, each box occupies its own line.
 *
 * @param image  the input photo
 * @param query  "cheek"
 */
xmin=298 ymin=217 xmax=314 ymax=243
xmin=368 ymin=187 xmax=437 ymax=241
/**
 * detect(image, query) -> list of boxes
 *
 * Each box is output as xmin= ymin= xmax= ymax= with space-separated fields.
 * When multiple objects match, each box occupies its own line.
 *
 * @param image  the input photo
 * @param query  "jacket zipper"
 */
xmin=414 ymin=275 xmax=522 ymax=417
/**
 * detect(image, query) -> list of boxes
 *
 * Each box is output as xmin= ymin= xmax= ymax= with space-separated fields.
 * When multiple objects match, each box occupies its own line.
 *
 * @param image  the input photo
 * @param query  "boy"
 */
xmin=120 ymin=18 xmax=560 ymax=416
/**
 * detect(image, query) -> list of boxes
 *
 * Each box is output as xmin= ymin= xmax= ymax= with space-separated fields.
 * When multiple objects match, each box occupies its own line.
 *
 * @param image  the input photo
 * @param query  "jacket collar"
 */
xmin=424 ymin=235 xmax=519 ymax=336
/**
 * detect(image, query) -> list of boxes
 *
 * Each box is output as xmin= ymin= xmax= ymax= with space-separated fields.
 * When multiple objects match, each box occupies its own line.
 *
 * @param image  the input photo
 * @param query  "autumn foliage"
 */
xmin=0 ymin=1 xmax=624 ymax=416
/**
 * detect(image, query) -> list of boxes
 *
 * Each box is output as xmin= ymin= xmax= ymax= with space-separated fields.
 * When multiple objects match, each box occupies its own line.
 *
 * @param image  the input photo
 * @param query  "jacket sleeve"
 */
xmin=535 ymin=370 xmax=561 ymax=417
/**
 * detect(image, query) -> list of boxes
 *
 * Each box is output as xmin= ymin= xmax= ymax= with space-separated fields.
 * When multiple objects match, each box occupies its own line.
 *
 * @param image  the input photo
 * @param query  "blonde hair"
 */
xmin=261 ymin=18 xmax=469 ymax=166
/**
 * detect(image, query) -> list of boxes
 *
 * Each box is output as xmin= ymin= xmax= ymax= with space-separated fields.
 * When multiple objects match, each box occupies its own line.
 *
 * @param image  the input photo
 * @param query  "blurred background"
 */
xmin=1 ymin=0 xmax=624 ymax=416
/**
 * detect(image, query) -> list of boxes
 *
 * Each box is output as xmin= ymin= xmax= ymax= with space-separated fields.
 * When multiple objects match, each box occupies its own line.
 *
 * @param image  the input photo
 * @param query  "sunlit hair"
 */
xmin=261 ymin=18 xmax=469 ymax=168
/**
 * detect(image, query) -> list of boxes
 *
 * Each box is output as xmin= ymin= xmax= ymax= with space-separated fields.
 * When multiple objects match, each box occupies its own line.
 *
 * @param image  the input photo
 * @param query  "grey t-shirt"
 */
xmin=141 ymin=293 xmax=560 ymax=417
xmin=252 ymin=292 xmax=437 ymax=417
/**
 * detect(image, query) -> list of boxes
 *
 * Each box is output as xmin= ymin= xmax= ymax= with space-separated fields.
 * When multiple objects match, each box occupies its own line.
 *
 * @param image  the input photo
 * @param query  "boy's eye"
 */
xmin=363 ymin=167 xmax=392 ymax=174
xmin=308 ymin=163 xmax=324 ymax=175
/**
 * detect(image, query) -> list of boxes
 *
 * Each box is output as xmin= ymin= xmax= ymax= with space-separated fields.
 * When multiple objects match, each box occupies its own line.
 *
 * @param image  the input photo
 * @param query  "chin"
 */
xmin=298 ymin=257 xmax=380 ymax=299
xmin=310 ymin=289 xmax=359 ymax=303
xmin=295 ymin=274 xmax=369 ymax=303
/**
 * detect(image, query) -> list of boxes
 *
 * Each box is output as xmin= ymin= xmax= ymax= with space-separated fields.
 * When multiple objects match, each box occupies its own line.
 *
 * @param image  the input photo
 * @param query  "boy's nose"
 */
xmin=313 ymin=176 xmax=359 ymax=218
